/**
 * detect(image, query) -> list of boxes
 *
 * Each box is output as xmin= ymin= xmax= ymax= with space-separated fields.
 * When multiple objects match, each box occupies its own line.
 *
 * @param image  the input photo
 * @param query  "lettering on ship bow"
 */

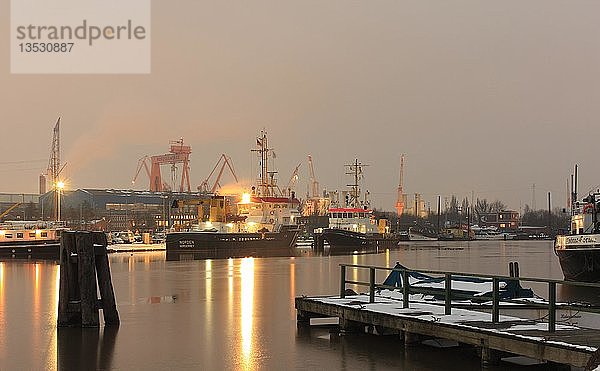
xmin=179 ymin=240 xmax=195 ymax=249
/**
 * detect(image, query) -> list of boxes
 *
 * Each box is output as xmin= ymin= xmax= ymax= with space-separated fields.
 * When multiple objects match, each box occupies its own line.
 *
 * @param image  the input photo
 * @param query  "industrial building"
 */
xmin=38 ymin=189 xmax=208 ymax=232
xmin=479 ymin=210 xmax=520 ymax=231
xmin=0 ymin=193 xmax=40 ymax=220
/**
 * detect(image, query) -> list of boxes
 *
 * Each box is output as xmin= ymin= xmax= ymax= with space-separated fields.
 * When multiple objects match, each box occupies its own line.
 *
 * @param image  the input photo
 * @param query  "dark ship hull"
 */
xmin=166 ymin=226 xmax=300 ymax=260
xmin=0 ymin=241 xmax=60 ymax=259
xmin=320 ymin=228 xmax=400 ymax=250
xmin=555 ymin=248 xmax=600 ymax=282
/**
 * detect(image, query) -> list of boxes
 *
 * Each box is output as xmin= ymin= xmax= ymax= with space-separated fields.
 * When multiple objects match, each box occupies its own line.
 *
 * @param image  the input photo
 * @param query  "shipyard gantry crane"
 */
xmin=198 ymin=154 xmax=238 ymax=194
xmin=132 ymin=139 xmax=192 ymax=193
xmin=395 ymin=154 xmax=405 ymax=216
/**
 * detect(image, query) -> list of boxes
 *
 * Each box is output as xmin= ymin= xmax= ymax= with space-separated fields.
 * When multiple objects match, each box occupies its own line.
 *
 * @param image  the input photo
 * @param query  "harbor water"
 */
xmin=1 ymin=240 xmax=597 ymax=370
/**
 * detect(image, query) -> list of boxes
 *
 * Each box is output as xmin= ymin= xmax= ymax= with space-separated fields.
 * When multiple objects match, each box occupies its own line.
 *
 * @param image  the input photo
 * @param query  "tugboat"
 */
xmin=166 ymin=131 xmax=301 ymax=259
xmin=555 ymin=191 xmax=600 ymax=282
xmin=318 ymin=159 xmax=400 ymax=251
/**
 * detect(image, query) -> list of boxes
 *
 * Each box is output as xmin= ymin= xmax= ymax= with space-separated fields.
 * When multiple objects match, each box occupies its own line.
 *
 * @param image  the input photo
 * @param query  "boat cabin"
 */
xmin=327 ymin=208 xmax=377 ymax=234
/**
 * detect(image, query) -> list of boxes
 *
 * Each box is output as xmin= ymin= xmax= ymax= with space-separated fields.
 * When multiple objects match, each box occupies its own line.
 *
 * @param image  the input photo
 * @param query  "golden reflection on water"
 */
xmin=352 ymin=254 xmax=358 ymax=291
xmin=240 ymin=257 xmax=254 ymax=369
xmin=227 ymin=258 xmax=234 ymax=342
xmin=48 ymin=264 xmax=59 ymax=370
xmin=289 ymin=258 xmax=295 ymax=316
xmin=205 ymin=260 xmax=212 ymax=317
xmin=386 ymin=249 xmax=390 ymax=268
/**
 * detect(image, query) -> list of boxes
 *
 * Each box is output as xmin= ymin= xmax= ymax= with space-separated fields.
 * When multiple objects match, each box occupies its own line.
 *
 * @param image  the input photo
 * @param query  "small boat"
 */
xmin=398 ymin=227 xmax=438 ymax=241
xmin=0 ymin=220 xmax=68 ymax=258
xmin=472 ymin=225 xmax=514 ymax=240
xmin=382 ymin=262 xmax=534 ymax=300
xmin=555 ymin=192 xmax=600 ymax=282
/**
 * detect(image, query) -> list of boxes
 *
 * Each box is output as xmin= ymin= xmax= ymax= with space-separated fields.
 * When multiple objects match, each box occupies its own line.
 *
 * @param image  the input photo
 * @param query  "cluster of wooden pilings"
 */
xmin=57 ymin=231 xmax=119 ymax=327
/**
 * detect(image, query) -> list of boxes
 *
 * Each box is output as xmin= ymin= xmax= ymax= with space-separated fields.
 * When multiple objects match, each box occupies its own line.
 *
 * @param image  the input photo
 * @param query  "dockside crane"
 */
xmin=132 ymin=156 xmax=151 ymax=187
xmin=395 ymin=154 xmax=405 ymax=216
xmin=199 ymin=154 xmax=238 ymax=194
xmin=285 ymin=163 xmax=302 ymax=197
xmin=0 ymin=202 xmax=22 ymax=220
xmin=45 ymin=118 xmax=66 ymax=221
xmin=307 ymin=155 xmax=319 ymax=198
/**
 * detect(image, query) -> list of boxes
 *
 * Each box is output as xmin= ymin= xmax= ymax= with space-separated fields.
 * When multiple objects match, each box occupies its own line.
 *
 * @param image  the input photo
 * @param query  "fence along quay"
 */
xmin=295 ymin=263 xmax=600 ymax=369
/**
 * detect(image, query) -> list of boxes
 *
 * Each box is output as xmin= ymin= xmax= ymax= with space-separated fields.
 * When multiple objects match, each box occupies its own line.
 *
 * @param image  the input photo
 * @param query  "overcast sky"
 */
xmin=1 ymin=1 xmax=599 ymax=211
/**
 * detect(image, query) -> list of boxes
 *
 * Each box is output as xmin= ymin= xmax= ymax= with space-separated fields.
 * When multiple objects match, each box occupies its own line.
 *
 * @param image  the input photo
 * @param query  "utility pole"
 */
xmin=437 ymin=195 xmax=441 ymax=235
xmin=548 ymin=192 xmax=552 ymax=237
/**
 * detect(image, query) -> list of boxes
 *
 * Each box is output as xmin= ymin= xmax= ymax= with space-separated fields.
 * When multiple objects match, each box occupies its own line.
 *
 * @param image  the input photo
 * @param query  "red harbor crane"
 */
xmin=132 ymin=139 xmax=192 ymax=192
xmin=395 ymin=154 xmax=405 ymax=216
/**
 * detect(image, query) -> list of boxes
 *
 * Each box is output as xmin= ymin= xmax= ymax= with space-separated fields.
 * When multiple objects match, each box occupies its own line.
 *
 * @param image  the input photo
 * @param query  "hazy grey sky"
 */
xmin=2 ymin=1 xmax=600 ymax=211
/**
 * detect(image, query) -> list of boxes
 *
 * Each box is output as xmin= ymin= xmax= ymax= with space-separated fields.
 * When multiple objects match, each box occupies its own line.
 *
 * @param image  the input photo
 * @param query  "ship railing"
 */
xmin=339 ymin=263 xmax=600 ymax=333
xmin=0 ymin=220 xmax=67 ymax=230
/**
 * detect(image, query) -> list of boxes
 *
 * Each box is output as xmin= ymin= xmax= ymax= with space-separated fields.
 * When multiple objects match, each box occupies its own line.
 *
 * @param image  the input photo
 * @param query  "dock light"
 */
xmin=226 ymin=223 xmax=234 ymax=228
xmin=57 ymin=181 xmax=65 ymax=190
xmin=0 ymin=231 xmax=5 ymax=237
xmin=241 ymin=193 xmax=251 ymax=204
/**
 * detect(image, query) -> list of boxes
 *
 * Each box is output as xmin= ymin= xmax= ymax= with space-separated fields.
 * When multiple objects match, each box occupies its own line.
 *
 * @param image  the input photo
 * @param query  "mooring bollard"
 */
xmin=58 ymin=231 xmax=120 ymax=328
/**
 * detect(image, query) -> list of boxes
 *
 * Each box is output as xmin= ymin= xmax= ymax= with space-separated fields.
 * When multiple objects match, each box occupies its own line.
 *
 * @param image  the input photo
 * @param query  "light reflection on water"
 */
xmin=240 ymin=257 xmax=255 ymax=370
xmin=0 ymin=241 xmax=590 ymax=370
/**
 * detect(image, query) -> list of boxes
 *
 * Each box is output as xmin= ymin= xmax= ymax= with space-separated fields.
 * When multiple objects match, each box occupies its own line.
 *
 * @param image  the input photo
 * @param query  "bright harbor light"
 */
xmin=240 ymin=193 xmax=251 ymax=204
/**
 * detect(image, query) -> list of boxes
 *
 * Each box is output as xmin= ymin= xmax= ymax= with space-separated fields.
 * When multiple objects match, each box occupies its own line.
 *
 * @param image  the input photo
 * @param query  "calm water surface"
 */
xmin=1 ymin=240 xmax=595 ymax=370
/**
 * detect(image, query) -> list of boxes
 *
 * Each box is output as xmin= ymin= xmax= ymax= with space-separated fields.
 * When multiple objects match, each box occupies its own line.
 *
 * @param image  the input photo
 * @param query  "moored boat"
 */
xmin=555 ymin=192 xmax=600 ymax=282
xmin=0 ymin=220 xmax=67 ymax=258
xmin=166 ymin=130 xmax=301 ymax=258
xmin=318 ymin=160 xmax=400 ymax=250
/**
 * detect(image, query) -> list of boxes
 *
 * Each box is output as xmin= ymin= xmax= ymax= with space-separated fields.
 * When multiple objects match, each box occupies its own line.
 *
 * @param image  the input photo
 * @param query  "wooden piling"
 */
xmin=77 ymin=232 xmax=99 ymax=327
xmin=93 ymin=232 xmax=120 ymax=326
xmin=57 ymin=231 xmax=119 ymax=328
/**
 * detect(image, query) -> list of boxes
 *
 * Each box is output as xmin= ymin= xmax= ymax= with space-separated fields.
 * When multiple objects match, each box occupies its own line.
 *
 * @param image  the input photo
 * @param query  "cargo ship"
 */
xmin=166 ymin=131 xmax=300 ymax=259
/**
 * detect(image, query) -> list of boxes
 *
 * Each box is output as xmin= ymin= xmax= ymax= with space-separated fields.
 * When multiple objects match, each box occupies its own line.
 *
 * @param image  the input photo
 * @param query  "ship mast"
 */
xmin=345 ymin=159 xmax=368 ymax=208
xmin=252 ymin=130 xmax=278 ymax=197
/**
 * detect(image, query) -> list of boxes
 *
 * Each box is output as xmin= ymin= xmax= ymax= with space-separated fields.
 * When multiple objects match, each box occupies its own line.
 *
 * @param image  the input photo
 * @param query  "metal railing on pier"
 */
xmin=339 ymin=263 xmax=600 ymax=333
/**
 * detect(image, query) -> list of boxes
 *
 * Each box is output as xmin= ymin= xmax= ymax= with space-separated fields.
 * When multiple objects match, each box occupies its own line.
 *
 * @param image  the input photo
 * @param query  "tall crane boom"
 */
xmin=199 ymin=154 xmax=238 ymax=194
xmin=46 ymin=118 xmax=63 ymax=221
xmin=0 ymin=202 xmax=22 ymax=220
xmin=132 ymin=156 xmax=151 ymax=186
xmin=307 ymin=155 xmax=319 ymax=198
xmin=285 ymin=163 xmax=302 ymax=196
xmin=395 ymin=154 xmax=405 ymax=216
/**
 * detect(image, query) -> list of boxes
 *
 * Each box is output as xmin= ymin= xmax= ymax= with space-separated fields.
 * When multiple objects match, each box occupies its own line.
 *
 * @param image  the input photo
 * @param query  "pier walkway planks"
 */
xmin=295 ymin=294 xmax=600 ymax=369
